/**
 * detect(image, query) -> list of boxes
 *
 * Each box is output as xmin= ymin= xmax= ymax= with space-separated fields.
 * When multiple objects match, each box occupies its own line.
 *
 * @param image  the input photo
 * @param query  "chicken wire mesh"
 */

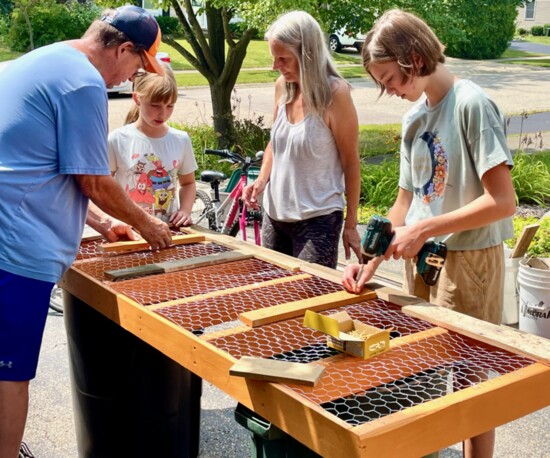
xmin=70 ymin=240 xmax=536 ymax=428
xmin=155 ymin=275 xmax=344 ymax=335
xmin=75 ymin=241 xmax=229 ymax=281
xmin=207 ymin=301 xmax=534 ymax=426
xmin=110 ymin=258 xmax=296 ymax=306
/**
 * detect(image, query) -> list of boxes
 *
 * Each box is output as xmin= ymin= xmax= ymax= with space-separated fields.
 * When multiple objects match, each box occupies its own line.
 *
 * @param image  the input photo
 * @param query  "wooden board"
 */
xmin=239 ymin=289 xmax=377 ymax=327
xmin=104 ymin=250 xmax=252 ymax=280
xmin=99 ymin=233 xmax=205 ymax=254
xmin=230 ymin=356 xmax=325 ymax=386
xmin=368 ymin=282 xmax=425 ymax=306
xmin=509 ymin=223 xmax=539 ymax=258
xmin=404 ymin=303 xmax=550 ymax=365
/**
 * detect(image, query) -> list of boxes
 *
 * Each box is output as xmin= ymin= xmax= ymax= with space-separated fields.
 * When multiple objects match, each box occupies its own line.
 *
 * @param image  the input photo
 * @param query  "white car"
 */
xmin=108 ymin=51 xmax=171 ymax=94
xmin=328 ymin=29 xmax=366 ymax=53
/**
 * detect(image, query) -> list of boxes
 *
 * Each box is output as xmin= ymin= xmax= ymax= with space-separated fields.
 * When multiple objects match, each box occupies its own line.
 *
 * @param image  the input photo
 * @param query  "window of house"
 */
xmin=525 ymin=0 xmax=536 ymax=20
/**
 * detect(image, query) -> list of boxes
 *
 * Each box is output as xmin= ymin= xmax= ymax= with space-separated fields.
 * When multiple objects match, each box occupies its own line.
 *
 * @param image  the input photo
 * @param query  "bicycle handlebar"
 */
xmin=204 ymin=148 xmax=263 ymax=167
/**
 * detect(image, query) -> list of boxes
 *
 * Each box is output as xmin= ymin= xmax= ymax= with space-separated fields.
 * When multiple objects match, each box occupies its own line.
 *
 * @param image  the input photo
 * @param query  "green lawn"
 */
xmin=0 ymin=49 xmax=22 ymax=61
xmin=505 ymin=59 xmax=550 ymax=67
xmin=358 ymin=124 xmax=401 ymax=158
xmin=160 ymin=38 xmax=360 ymax=71
xmin=499 ymin=48 xmax=545 ymax=58
xmin=524 ymin=35 xmax=550 ymax=45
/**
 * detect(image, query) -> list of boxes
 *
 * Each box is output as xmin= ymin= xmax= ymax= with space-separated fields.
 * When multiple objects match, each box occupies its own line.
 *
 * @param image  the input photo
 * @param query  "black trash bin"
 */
xmin=64 ymin=292 xmax=202 ymax=458
xmin=234 ymin=403 xmax=320 ymax=458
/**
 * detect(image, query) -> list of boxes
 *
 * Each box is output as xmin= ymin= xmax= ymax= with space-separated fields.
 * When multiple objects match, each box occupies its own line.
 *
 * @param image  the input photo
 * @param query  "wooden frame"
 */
xmin=60 ymin=231 xmax=550 ymax=458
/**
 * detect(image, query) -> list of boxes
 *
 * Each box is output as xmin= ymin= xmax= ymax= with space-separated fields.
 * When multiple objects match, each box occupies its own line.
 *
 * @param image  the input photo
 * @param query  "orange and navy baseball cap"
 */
xmin=101 ymin=6 xmax=164 ymax=76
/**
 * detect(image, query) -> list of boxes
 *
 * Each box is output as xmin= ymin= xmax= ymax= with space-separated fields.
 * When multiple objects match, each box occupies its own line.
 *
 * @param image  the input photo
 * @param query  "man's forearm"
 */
xmin=77 ymin=174 xmax=149 ymax=228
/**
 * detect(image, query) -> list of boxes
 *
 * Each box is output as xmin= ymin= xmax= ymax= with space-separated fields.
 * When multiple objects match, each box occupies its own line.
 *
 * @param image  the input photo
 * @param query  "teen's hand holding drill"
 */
xmin=342 ymin=215 xmax=446 ymax=294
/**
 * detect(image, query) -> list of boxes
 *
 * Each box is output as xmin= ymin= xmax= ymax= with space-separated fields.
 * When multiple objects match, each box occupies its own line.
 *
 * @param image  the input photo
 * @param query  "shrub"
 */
xmin=511 ymin=151 xmax=550 ymax=206
xmin=8 ymin=1 xmax=99 ymax=52
xmin=171 ymin=122 xmax=226 ymax=178
xmin=172 ymin=117 xmax=269 ymax=179
xmin=517 ymin=27 xmax=528 ymax=36
xmin=416 ymin=0 xmax=518 ymax=59
xmin=359 ymin=159 xmax=399 ymax=214
xmin=506 ymin=216 xmax=550 ymax=257
xmin=232 ymin=116 xmax=270 ymax=156
xmin=156 ymin=16 xmax=183 ymax=37
xmin=531 ymin=25 xmax=545 ymax=36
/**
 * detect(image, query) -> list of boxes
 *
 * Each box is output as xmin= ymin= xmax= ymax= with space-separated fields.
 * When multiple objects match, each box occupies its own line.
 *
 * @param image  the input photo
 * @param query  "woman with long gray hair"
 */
xmin=242 ymin=11 xmax=361 ymax=268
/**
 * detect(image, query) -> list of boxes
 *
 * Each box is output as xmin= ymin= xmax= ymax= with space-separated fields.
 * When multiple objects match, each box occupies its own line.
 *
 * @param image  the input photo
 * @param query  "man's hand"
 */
xmin=134 ymin=215 xmax=172 ymax=251
xmin=103 ymin=220 xmax=140 ymax=243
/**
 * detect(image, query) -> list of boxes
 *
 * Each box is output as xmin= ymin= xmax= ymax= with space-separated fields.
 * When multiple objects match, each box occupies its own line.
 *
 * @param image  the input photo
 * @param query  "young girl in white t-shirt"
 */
xmin=108 ymin=64 xmax=197 ymax=227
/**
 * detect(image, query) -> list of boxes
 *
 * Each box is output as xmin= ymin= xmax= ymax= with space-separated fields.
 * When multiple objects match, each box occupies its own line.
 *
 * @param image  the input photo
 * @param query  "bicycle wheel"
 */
xmin=192 ymin=189 xmax=216 ymax=231
xmin=49 ymin=285 xmax=64 ymax=313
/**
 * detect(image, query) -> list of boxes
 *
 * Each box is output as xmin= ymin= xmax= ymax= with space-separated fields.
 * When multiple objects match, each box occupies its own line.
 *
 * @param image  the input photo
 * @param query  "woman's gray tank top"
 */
xmin=264 ymin=103 xmax=345 ymax=222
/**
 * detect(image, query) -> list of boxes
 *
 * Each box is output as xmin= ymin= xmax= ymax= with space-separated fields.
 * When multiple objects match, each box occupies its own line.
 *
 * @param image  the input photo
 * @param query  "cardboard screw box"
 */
xmin=303 ymin=310 xmax=392 ymax=359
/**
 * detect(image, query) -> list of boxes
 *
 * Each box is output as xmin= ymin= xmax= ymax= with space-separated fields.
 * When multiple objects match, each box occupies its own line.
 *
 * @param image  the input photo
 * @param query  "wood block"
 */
xmin=104 ymin=250 xmax=252 ymax=280
xmin=99 ymin=233 xmax=206 ymax=254
xmin=368 ymin=282 xmax=424 ymax=306
xmin=510 ymin=223 xmax=539 ymax=258
xmin=240 ymin=288 xmax=377 ymax=327
xmin=230 ymin=356 xmax=325 ymax=386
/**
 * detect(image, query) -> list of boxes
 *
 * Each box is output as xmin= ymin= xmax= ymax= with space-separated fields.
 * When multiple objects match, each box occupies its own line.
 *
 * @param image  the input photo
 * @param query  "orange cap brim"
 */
xmin=143 ymin=29 xmax=164 ymax=76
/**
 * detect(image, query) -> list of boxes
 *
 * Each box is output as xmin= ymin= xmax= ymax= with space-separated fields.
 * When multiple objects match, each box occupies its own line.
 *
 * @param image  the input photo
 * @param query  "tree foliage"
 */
xmin=402 ymin=0 xmax=525 ymax=59
xmin=93 ymin=0 xmax=525 ymax=144
xmin=7 ymin=0 xmax=99 ymax=51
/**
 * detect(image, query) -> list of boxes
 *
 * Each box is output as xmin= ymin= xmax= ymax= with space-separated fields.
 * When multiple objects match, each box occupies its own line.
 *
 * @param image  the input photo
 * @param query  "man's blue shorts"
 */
xmin=0 ymin=269 xmax=54 ymax=381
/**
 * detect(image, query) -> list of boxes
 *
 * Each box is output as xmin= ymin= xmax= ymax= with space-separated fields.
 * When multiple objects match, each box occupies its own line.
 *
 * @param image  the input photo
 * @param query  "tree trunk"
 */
xmin=167 ymin=0 xmax=253 ymax=147
xmin=22 ymin=9 xmax=34 ymax=51
xmin=210 ymin=82 xmax=235 ymax=149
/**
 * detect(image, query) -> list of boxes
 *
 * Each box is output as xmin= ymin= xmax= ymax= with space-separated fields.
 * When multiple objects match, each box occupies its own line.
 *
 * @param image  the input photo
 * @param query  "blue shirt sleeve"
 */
xmin=56 ymin=85 xmax=110 ymax=176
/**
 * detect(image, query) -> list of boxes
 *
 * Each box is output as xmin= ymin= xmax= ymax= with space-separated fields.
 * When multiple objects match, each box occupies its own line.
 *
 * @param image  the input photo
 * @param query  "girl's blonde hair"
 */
xmin=125 ymin=63 xmax=178 ymax=124
xmin=362 ymin=9 xmax=445 ymax=96
xmin=267 ymin=11 xmax=345 ymax=116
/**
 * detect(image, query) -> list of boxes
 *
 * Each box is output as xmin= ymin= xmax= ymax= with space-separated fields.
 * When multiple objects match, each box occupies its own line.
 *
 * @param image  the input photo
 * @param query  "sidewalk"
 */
xmin=108 ymin=57 xmax=550 ymax=133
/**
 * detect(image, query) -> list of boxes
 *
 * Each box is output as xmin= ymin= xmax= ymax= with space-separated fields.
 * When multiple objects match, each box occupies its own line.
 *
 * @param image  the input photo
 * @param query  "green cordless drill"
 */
xmin=360 ymin=215 xmax=447 ymax=286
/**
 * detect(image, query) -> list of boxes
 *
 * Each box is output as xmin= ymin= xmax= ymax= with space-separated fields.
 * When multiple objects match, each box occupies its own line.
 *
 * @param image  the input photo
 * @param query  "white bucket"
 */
xmin=517 ymin=258 xmax=550 ymax=338
xmin=502 ymin=256 xmax=520 ymax=325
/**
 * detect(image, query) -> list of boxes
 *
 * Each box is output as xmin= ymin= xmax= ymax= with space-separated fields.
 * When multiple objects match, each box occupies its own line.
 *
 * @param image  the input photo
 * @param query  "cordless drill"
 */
xmin=360 ymin=215 xmax=447 ymax=286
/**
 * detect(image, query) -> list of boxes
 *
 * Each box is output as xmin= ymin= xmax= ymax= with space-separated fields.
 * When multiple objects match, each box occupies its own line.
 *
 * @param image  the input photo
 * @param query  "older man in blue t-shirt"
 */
xmin=0 ymin=6 xmax=173 ymax=456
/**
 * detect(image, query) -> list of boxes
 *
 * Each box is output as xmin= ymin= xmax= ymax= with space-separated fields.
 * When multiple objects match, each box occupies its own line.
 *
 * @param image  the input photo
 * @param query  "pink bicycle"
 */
xmin=192 ymin=149 xmax=263 ymax=245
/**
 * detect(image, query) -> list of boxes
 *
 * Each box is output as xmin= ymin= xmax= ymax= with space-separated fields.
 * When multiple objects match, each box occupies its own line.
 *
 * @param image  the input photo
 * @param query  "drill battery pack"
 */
xmin=416 ymin=241 xmax=447 ymax=286
xmin=360 ymin=215 xmax=394 ymax=262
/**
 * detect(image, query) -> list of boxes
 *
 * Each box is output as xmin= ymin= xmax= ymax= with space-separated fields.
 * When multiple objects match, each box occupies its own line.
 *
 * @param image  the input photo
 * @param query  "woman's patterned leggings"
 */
xmin=261 ymin=211 xmax=343 ymax=269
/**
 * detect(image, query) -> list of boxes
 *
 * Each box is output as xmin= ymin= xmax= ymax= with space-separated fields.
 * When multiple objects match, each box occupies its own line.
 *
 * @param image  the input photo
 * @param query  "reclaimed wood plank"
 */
xmin=404 ymin=303 xmax=550 ymax=365
xmin=104 ymin=250 xmax=252 ymax=280
xmin=99 ymin=233 xmax=206 ymax=254
xmin=240 ymin=289 xmax=378 ymax=327
xmin=509 ymin=223 xmax=539 ymax=258
xmin=230 ymin=356 xmax=325 ymax=387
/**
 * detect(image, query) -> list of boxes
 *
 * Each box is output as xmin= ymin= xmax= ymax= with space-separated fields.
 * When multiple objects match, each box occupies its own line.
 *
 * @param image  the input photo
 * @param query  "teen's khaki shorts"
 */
xmin=403 ymin=244 xmax=504 ymax=325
